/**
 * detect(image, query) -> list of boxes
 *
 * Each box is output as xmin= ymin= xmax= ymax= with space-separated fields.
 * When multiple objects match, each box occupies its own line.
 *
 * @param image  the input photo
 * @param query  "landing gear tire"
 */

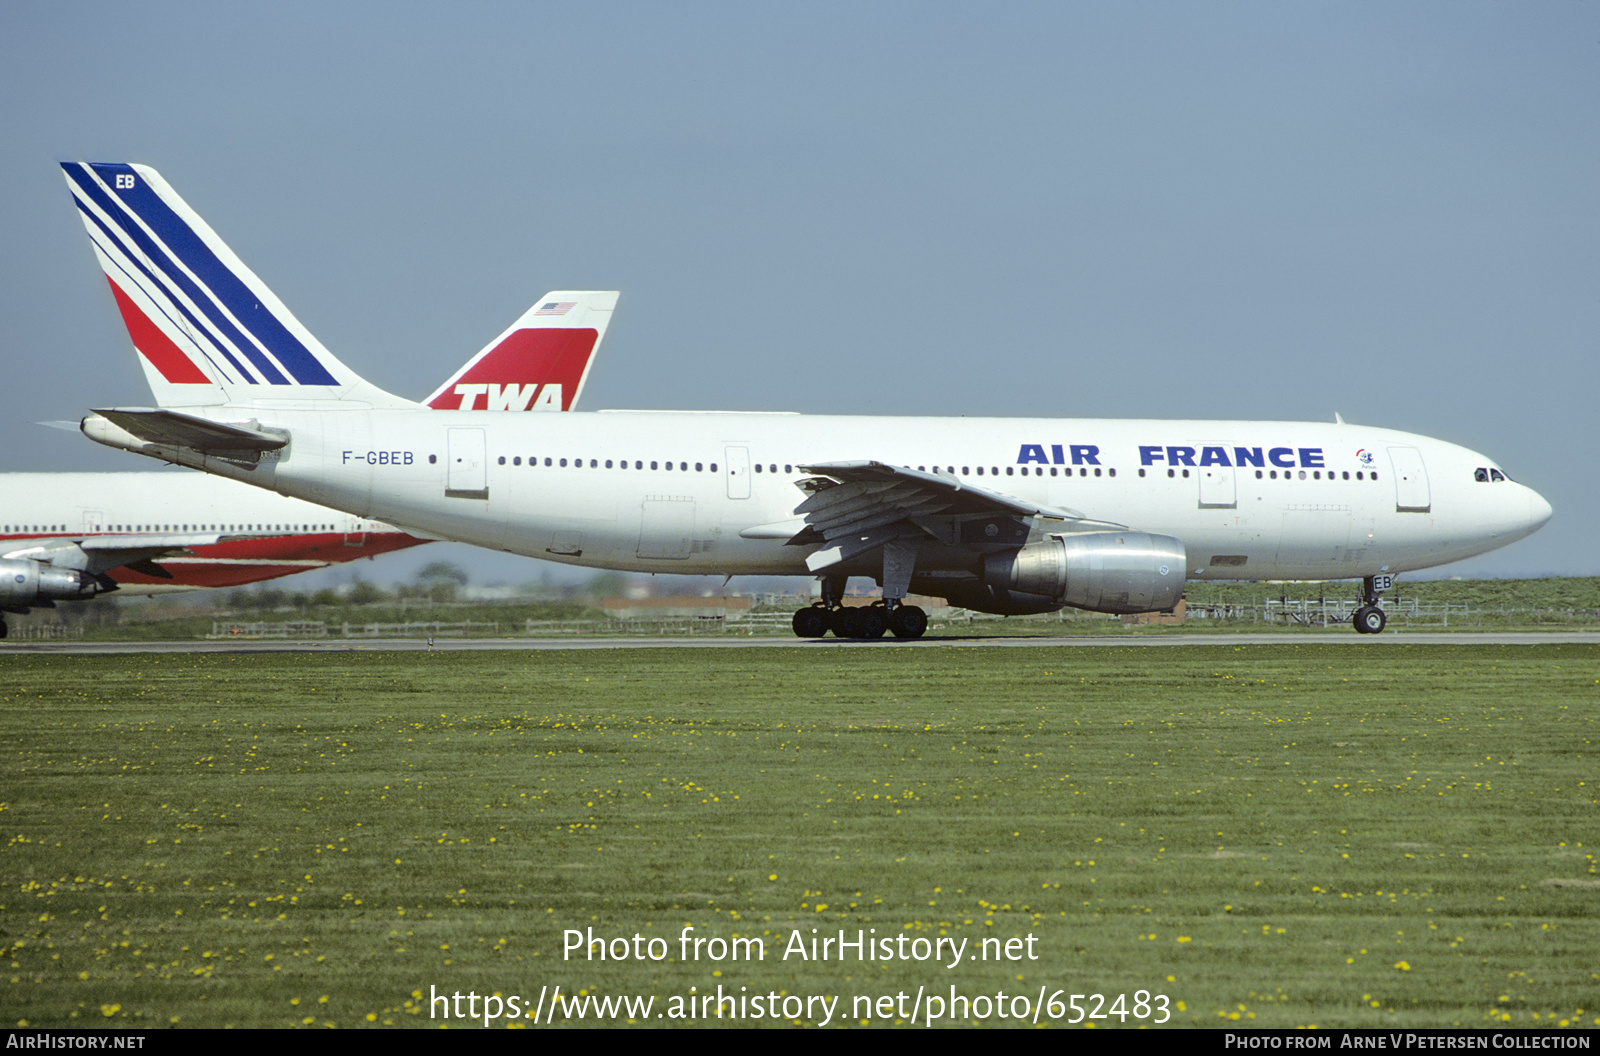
xmin=855 ymin=606 xmax=887 ymax=639
xmin=888 ymin=605 xmax=927 ymax=639
xmin=0 ymin=618 xmax=8 ymax=640
xmin=824 ymin=606 xmax=886 ymax=639
xmin=1353 ymin=606 xmax=1387 ymax=635
xmin=792 ymin=606 xmax=829 ymax=638
xmin=829 ymin=607 xmax=859 ymax=638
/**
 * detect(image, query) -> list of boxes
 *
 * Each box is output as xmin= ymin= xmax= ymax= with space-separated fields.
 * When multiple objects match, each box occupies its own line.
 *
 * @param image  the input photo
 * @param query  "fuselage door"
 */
xmin=1198 ymin=461 xmax=1236 ymax=509
xmin=1388 ymin=446 xmax=1430 ymax=513
xmin=446 ymin=428 xmax=489 ymax=500
xmin=725 ymin=446 xmax=751 ymax=500
xmin=81 ymin=509 xmax=104 ymax=535
xmin=638 ymin=497 xmax=696 ymax=559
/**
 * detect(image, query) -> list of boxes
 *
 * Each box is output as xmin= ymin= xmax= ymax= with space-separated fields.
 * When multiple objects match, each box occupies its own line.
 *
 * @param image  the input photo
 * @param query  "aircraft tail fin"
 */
xmin=422 ymin=292 xmax=618 ymax=410
xmin=61 ymin=162 xmax=413 ymax=410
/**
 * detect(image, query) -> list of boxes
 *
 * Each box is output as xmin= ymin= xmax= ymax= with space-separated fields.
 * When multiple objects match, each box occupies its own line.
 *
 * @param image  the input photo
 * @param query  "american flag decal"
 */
xmin=534 ymin=301 xmax=576 ymax=317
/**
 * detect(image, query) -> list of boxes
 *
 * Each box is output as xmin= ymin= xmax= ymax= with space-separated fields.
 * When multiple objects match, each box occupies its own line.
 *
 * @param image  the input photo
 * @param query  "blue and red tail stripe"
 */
xmin=66 ymin=167 xmax=253 ymax=383
xmin=103 ymin=279 xmax=212 ymax=384
xmin=62 ymin=163 xmax=337 ymax=387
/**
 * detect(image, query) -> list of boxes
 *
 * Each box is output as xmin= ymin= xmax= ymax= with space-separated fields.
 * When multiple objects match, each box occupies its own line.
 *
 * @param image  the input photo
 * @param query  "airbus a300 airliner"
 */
xmin=64 ymin=162 xmax=1552 ymax=638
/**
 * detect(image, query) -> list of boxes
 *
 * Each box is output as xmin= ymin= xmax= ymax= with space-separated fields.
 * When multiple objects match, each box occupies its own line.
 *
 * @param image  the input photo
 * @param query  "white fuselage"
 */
xmin=170 ymin=410 xmax=1550 ymax=585
xmin=1 ymin=472 xmax=424 ymax=593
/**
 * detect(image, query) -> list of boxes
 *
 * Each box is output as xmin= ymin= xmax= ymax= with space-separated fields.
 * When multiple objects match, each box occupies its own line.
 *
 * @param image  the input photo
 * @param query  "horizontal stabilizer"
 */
xmin=82 ymin=407 xmax=286 ymax=463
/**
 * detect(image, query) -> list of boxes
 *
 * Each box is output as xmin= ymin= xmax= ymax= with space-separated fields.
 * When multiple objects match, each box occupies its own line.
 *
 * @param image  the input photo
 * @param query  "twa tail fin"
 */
xmin=61 ymin=162 xmax=412 ymax=410
xmin=422 ymin=291 xmax=618 ymax=411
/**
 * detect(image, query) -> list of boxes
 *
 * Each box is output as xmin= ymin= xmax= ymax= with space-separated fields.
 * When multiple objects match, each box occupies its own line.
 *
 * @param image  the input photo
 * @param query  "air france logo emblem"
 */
xmin=1355 ymin=449 xmax=1375 ymax=467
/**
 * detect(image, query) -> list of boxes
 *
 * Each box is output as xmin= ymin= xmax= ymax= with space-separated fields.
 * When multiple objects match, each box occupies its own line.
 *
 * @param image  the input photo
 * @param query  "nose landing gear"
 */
xmin=1353 ymin=605 xmax=1387 ymax=634
xmin=1352 ymin=574 xmax=1391 ymax=634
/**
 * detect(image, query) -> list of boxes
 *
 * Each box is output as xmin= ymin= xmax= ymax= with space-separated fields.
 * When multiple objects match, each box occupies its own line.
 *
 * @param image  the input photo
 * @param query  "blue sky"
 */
xmin=2 ymin=1 xmax=1595 ymax=586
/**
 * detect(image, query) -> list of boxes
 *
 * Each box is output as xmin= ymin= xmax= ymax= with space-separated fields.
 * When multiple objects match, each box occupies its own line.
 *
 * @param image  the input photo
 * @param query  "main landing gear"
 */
xmin=791 ymin=576 xmax=927 ymax=639
xmin=1352 ymin=574 xmax=1389 ymax=635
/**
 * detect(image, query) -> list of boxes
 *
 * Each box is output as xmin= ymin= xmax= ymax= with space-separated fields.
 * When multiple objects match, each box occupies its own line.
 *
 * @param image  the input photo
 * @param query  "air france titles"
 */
xmin=1014 ymin=444 xmax=1326 ymax=469
xmin=1136 ymin=445 xmax=1324 ymax=470
xmin=1016 ymin=444 xmax=1106 ymax=466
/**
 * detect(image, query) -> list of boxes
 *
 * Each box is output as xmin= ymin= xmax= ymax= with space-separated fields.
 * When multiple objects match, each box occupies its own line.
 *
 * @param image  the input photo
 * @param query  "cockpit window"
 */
xmin=1490 ymin=469 xmax=1506 ymax=482
xmin=1475 ymin=468 xmax=1488 ymax=482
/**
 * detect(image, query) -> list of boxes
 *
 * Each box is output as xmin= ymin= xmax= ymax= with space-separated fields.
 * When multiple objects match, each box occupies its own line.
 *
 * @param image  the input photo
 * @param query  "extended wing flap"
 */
xmin=796 ymin=460 xmax=1083 ymax=522
xmin=793 ymin=479 xmax=903 ymax=516
xmin=804 ymin=524 xmax=907 ymax=572
xmin=790 ymin=460 xmax=1104 ymax=573
xmin=818 ymin=499 xmax=951 ymax=541
xmin=801 ymin=483 xmax=928 ymax=531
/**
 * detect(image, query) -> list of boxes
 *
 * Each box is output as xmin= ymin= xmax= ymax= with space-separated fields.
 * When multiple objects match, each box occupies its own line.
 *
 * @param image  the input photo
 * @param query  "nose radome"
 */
xmin=1527 ymin=487 xmax=1553 ymax=532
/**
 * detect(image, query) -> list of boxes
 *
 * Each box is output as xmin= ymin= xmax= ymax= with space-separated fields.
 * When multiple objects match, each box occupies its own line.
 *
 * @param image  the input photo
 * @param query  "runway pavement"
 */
xmin=5 ymin=631 xmax=1597 ymax=654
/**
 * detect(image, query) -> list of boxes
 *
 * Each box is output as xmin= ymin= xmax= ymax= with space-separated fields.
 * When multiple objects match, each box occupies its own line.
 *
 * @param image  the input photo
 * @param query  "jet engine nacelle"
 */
xmin=0 ymin=558 xmax=111 ymax=607
xmin=921 ymin=579 xmax=1063 ymax=617
xmin=982 ymin=531 xmax=1187 ymax=615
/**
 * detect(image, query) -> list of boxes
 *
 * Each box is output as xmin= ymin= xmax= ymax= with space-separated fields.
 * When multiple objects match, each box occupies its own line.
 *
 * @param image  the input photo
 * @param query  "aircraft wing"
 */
xmin=6 ymin=534 xmax=237 ymax=578
xmin=785 ymin=460 xmax=1125 ymax=572
xmin=7 ymin=523 xmax=314 ymax=580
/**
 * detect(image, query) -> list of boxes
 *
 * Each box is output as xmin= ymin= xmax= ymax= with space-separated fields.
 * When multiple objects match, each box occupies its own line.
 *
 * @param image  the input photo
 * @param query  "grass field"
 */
xmin=2 ymin=644 xmax=1597 ymax=1029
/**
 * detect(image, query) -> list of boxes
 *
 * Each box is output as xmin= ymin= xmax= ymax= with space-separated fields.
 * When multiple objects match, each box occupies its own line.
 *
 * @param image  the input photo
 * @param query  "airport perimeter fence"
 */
xmin=882 ymin=600 xmax=1600 ymax=631
xmin=210 ymin=620 xmax=502 ymax=639
xmin=1203 ymin=599 xmax=1600 ymax=628
xmin=208 ymin=616 xmax=747 ymax=639
xmin=3 ymin=622 xmax=78 ymax=640
xmin=111 ymin=601 xmax=1600 ymax=642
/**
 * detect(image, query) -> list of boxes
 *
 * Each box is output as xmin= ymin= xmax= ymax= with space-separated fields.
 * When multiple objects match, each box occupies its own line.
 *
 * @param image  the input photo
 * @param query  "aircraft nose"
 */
xmin=1527 ymin=487 xmax=1553 ymax=532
